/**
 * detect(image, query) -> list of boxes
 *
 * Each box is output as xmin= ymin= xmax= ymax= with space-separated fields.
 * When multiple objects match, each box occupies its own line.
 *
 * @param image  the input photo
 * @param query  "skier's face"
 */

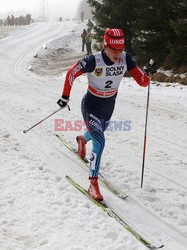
xmin=105 ymin=47 xmax=124 ymax=62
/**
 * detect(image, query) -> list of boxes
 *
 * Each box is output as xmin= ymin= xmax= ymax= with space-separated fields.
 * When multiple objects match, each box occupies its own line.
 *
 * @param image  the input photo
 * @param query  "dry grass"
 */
xmin=159 ymin=57 xmax=187 ymax=85
xmin=152 ymin=72 xmax=187 ymax=85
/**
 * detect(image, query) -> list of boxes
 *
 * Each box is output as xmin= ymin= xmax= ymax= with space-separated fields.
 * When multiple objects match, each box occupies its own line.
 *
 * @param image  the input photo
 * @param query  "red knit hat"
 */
xmin=104 ymin=28 xmax=125 ymax=50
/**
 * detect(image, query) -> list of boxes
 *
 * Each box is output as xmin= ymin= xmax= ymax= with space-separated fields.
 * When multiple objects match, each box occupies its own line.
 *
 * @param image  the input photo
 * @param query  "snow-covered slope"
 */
xmin=0 ymin=20 xmax=187 ymax=250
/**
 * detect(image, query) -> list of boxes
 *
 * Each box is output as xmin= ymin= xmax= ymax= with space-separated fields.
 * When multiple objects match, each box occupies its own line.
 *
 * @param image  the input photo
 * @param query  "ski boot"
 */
xmin=76 ymin=135 xmax=87 ymax=158
xmin=88 ymin=177 xmax=103 ymax=201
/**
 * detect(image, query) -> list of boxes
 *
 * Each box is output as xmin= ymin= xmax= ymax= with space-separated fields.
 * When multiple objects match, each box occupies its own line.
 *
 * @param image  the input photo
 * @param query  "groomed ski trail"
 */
xmin=0 ymin=21 xmax=186 ymax=250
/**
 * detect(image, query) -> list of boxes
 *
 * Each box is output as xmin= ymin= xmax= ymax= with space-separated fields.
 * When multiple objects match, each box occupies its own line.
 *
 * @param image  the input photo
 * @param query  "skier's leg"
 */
xmin=87 ymin=120 xmax=105 ymax=201
xmin=89 ymin=129 xmax=105 ymax=178
xmin=81 ymin=107 xmax=105 ymax=200
xmin=76 ymin=120 xmax=91 ymax=159
xmin=83 ymin=130 xmax=91 ymax=141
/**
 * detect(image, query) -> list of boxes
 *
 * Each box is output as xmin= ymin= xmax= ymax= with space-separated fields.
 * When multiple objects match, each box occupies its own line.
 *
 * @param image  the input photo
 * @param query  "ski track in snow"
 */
xmin=0 ymin=21 xmax=187 ymax=250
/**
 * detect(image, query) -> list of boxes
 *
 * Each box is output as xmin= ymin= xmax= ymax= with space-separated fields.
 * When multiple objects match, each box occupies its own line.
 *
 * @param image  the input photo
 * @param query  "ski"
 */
xmin=66 ymin=175 xmax=164 ymax=250
xmin=55 ymin=134 xmax=127 ymax=199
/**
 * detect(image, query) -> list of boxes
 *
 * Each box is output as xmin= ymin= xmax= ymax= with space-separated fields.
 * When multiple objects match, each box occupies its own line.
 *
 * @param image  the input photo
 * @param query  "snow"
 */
xmin=157 ymin=68 xmax=173 ymax=77
xmin=0 ymin=20 xmax=187 ymax=250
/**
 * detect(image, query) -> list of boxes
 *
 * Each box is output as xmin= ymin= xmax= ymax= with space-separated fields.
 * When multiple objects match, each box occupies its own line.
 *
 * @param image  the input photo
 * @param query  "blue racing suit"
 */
xmin=62 ymin=50 xmax=149 ymax=177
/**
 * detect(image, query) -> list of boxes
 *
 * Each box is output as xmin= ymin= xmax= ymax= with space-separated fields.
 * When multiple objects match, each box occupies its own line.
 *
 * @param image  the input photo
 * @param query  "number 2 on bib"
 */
xmin=105 ymin=80 xmax=113 ymax=89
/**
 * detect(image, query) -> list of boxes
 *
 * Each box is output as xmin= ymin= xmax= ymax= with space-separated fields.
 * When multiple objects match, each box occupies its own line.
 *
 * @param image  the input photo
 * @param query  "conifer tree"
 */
xmin=87 ymin=0 xmax=186 ymax=67
xmin=133 ymin=0 xmax=177 ymax=63
xmin=88 ymin=0 xmax=139 ymax=54
xmin=168 ymin=0 xmax=187 ymax=65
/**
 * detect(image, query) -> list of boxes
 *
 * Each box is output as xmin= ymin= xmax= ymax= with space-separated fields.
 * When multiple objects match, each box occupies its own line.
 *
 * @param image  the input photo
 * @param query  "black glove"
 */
xmin=143 ymin=59 xmax=157 ymax=75
xmin=57 ymin=96 xmax=69 ymax=107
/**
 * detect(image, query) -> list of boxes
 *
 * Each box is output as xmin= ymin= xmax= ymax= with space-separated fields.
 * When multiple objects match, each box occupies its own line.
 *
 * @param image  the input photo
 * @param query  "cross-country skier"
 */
xmin=57 ymin=28 xmax=157 ymax=201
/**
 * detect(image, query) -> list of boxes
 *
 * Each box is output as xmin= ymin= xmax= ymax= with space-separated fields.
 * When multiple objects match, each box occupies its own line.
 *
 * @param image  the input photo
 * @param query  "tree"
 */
xmin=88 ymin=0 xmax=139 ymax=54
xmin=133 ymin=0 xmax=177 ymax=64
xmin=168 ymin=0 xmax=187 ymax=65
xmin=81 ymin=10 xmax=84 ymax=22
xmin=87 ymin=0 xmax=187 ymax=67
xmin=25 ymin=14 xmax=32 ymax=25
xmin=76 ymin=0 xmax=92 ymax=20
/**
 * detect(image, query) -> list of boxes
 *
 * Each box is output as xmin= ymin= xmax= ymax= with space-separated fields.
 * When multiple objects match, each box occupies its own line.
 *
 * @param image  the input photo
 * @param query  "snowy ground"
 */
xmin=0 ymin=25 xmax=25 ymax=39
xmin=0 ymin=20 xmax=187 ymax=250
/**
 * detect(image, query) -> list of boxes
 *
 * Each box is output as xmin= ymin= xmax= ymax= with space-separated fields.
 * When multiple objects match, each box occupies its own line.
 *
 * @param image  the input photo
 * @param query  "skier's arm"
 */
xmin=62 ymin=63 xmax=84 ymax=98
xmin=126 ymin=53 xmax=149 ymax=87
xmin=62 ymin=55 xmax=96 ymax=98
xmin=129 ymin=66 xmax=149 ymax=87
xmin=57 ymin=62 xmax=85 ymax=107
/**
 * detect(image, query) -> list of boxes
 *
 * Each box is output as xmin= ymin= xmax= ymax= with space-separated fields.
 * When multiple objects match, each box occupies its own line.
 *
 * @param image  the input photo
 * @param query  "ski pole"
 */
xmin=141 ymin=59 xmax=154 ymax=188
xmin=23 ymin=105 xmax=70 ymax=134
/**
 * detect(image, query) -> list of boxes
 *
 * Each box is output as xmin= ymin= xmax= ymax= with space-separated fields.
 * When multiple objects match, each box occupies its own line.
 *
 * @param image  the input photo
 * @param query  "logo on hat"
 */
xmin=110 ymin=39 xmax=124 ymax=44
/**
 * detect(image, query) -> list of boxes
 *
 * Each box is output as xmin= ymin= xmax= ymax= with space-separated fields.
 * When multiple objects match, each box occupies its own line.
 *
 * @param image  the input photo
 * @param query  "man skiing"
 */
xmin=57 ymin=28 xmax=157 ymax=201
